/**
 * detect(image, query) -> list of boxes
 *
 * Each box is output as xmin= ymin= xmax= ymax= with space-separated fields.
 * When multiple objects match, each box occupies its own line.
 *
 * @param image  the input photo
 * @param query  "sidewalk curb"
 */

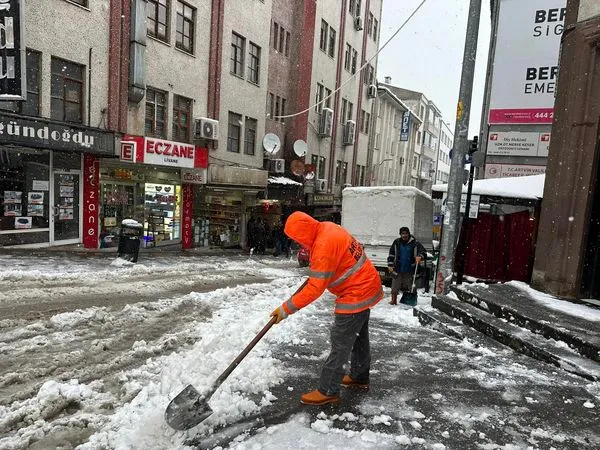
xmin=451 ymin=284 xmax=600 ymax=363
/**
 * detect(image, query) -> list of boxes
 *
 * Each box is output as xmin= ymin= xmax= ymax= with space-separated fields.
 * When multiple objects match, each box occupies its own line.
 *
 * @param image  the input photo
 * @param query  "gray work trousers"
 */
xmin=319 ymin=308 xmax=371 ymax=396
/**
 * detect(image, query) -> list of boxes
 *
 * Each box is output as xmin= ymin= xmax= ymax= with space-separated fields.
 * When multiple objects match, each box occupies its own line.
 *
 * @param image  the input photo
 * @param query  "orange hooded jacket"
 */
xmin=281 ymin=211 xmax=383 ymax=315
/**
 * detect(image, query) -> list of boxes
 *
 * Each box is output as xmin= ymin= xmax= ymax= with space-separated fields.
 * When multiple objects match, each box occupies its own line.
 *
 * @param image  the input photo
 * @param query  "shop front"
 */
xmin=192 ymin=165 xmax=268 ymax=249
xmin=99 ymin=136 xmax=208 ymax=249
xmin=305 ymin=193 xmax=341 ymax=223
xmin=0 ymin=113 xmax=116 ymax=247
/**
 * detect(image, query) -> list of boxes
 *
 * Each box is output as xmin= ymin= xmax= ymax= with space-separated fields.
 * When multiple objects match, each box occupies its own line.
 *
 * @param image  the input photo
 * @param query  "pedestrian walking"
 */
xmin=270 ymin=211 xmax=383 ymax=405
xmin=387 ymin=226 xmax=426 ymax=306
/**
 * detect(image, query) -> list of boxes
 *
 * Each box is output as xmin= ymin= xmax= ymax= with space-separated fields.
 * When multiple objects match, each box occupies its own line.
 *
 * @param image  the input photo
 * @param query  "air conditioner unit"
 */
xmin=316 ymin=178 xmax=328 ymax=192
xmin=354 ymin=16 xmax=363 ymax=31
xmin=272 ymin=158 xmax=285 ymax=173
xmin=318 ymin=108 xmax=333 ymax=137
xmin=367 ymin=84 xmax=377 ymax=99
xmin=194 ymin=117 xmax=219 ymax=140
xmin=342 ymin=120 xmax=356 ymax=146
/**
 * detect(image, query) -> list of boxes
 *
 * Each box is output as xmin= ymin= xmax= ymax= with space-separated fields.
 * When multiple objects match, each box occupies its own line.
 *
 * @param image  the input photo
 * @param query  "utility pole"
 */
xmin=435 ymin=0 xmax=482 ymax=295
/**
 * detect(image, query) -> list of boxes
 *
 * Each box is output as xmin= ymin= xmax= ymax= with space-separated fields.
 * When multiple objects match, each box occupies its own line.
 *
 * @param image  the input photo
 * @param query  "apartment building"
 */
xmin=370 ymin=84 xmax=421 ymax=186
xmin=303 ymin=0 xmax=383 ymax=221
xmin=0 ymin=0 xmax=118 ymax=248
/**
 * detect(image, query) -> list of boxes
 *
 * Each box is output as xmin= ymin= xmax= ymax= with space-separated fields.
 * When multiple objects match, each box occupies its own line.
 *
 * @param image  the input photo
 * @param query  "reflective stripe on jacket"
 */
xmin=282 ymin=211 xmax=383 ymax=315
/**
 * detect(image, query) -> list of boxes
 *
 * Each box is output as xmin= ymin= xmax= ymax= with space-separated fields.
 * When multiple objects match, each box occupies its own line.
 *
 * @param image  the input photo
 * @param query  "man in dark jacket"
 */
xmin=387 ymin=226 xmax=426 ymax=306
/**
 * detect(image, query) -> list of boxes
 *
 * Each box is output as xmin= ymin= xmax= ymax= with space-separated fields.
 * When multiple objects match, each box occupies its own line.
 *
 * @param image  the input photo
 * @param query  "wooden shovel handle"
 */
xmin=214 ymin=316 xmax=277 ymax=386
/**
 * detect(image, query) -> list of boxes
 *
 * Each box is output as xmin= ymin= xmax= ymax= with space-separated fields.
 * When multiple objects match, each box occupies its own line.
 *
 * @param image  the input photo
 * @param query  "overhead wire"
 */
xmin=272 ymin=0 xmax=428 ymax=120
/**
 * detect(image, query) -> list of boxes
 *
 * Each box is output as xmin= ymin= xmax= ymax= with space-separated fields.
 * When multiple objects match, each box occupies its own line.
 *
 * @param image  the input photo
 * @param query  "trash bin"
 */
xmin=117 ymin=219 xmax=143 ymax=262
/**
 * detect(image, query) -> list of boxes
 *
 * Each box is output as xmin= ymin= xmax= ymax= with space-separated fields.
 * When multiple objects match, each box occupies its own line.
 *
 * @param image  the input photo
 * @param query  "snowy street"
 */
xmin=1 ymin=254 xmax=599 ymax=450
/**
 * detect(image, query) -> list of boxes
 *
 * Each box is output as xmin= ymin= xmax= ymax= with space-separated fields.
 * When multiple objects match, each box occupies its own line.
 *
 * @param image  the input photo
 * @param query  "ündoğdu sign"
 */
xmin=0 ymin=0 xmax=25 ymax=100
xmin=488 ymin=0 xmax=566 ymax=124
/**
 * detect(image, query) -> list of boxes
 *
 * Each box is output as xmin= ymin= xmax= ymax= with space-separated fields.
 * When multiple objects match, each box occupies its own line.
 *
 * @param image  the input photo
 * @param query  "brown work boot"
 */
xmin=341 ymin=375 xmax=369 ymax=390
xmin=300 ymin=389 xmax=340 ymax=405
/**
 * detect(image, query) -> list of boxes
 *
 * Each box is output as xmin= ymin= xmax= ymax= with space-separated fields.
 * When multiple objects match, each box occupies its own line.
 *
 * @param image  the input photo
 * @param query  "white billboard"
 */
xmin=484 ymin=163 xmax=546 ymax=179
xmin=488 ymin=131 xmax=552 ymax=156
xmin=488 ymin=0 xmax=566 ymax=124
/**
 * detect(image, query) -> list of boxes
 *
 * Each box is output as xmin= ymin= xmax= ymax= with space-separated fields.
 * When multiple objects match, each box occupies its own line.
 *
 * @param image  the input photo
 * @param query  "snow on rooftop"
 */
xmin=432 ymin=174 xmax=545 ymax=200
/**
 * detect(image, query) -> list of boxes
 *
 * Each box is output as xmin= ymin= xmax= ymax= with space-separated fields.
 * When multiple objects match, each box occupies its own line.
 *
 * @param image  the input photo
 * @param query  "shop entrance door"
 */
xmin=51 ymin=171 xmax=81 ymax=245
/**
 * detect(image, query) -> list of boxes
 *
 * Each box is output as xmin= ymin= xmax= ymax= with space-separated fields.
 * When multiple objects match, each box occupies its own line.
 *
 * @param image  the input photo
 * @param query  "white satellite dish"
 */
xmin=293 ymin=139 xmax=308 ymax=157
xmin=263 ymin=133 xmax=281 ymax=155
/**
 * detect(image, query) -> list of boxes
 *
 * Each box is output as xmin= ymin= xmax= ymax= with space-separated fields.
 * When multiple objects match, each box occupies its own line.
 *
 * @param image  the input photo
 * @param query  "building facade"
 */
xmin=370 ymin=85 xmax=421 ymax=186
xmin=0 ymin=0 xmax=118 ymax=248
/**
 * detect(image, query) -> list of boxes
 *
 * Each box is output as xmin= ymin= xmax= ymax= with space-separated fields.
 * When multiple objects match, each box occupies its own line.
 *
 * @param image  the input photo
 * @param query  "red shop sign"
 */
xmin=121 ymin=135 xmax=208 ymax=169
xmin=83 ymin=154 xmax=100 ymax=248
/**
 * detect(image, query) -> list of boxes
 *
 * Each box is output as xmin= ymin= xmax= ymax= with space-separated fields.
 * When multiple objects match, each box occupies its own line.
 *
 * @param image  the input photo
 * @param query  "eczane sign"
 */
xmin=0 ymin=0 xmax=25 ymax=100
xmin=488 ymin=0 xmax=566 ymax=124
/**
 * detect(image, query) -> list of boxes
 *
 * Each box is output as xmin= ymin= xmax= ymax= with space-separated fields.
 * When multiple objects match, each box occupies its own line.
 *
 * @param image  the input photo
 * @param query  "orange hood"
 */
xmin=284 ymin=211 xmax=319 ymax=250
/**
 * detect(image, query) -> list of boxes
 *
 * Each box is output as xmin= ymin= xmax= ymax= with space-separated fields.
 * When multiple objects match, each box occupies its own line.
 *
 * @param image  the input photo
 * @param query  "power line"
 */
xmin=273 ymin=0 xmax=428 ymax=120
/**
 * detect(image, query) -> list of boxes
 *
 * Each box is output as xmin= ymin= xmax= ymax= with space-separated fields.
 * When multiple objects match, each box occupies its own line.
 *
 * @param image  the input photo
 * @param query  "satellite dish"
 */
xmin=263 ymin=133 xmax=281 ymax=155
xmin=293 ymin=139 xmax=308 ymax=157
xmin=291 ymin=160 xmax=305 ymax=177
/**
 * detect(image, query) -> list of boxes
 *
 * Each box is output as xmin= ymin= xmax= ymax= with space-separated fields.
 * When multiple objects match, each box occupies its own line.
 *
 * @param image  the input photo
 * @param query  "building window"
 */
xmin=315 ymin=83 xmax=324 ymax=112
xmin=368 ymin=12 xmax=374 ymax=36
xmin=148 ymin=0 xmax=170 ymax=42
xmin=324 ymin=87 xmax=332 ymax=109
xmin=341 ymin=99 xmax=347 ymax=124
xmin=231 ymin=32 xmax=245 ymax=77
xmin=244 ymin=117 xmax=257 ymax=155
xmin=272 ymin=22 xmax=279 ymax=50
xmin=351 ymin=49 xmax=358 ymax=74
xmin=172 ymin=94 xmax=192 ymax=142
xmin=50 ymin=57 xmax=84 ymax=124
xmin=248 ymin=42 xmax=261 ymax=84
xmin=176 ymin=1 xmax=195 ymax=54
xmin=285 ymin=31 xmax=291 ymax=56
xmin=328 ymin=27 xmax=336 ymax=57
xmin=145 ymin=88 xmax=167 ymax=138
xmin=227 ymin=111 xmax=242 ymax=153
xmin=335 ymin=160 xmax=341 ymax=184
xmin=320 ymin=19 xmax=328 ymax=52
xmin=341 ymin=162 xmax=348 ymax=185
xmin=373 ymin=18 xmax=378 ymax=41
xmin=318 ymin=156 xmax=326 ymax=179
xmin=0 ymin=49 xmax=41 ymax=116
xmin=344 ymin=43 xmax=351 ymax=71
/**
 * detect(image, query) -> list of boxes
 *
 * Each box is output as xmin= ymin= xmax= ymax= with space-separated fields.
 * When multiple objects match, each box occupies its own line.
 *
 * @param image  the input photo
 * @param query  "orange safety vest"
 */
xmin=282 ymin=211 xmax=383 ymax=315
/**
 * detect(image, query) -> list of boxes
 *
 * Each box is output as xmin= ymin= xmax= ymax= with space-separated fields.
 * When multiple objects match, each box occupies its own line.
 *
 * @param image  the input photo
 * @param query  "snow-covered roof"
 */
xmin=432 ymin=174 xmax=545 ymax=200
xmin=268 ymin=176 xmax=302 ymax=186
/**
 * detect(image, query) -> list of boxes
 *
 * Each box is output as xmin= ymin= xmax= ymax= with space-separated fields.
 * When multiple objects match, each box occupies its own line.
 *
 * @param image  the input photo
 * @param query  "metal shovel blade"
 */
xmin=164 ymin=384 xmax=213 ymax=430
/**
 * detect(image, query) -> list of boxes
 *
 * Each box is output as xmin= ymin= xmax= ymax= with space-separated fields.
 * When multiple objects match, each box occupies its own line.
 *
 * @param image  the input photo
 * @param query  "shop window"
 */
xmin=176 ymin=1 xmax=195 ymax=54
xmin=244 ymin=117 xmax=257 ymax=155
xmin=148 ymin=0 xmax=170 ymax=43
xmin=248 ymin=42 xmax=261 ymax=85
xmin=172 ymin=94 xmax=192 ymax=142
xmin=227 ymin=111 xmax=242 ymax=153
xmin=0 ymin=148 xmax=50 ymax=245
xmin=231 ymin=32 xmax=245 ymax=77
xmin=50 ymin=57 xmax=84 ymax=124
xmin=0 ymin=50 xmax=41 ymax=116
xmin=145 ymin=88 xmax=167 ymax=138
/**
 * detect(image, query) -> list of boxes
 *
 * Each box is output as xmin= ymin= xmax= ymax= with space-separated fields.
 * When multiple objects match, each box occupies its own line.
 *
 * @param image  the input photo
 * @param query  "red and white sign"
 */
xmin=83 ymin=154 xmax=100 ymax=249
xmin=121 ymin=135 xmax=208 ymax=169
xmin=487 ymin=131 xmax=552 ymax=157
xmin=181 ymin=184 xmax=193 ymax=249
xmin=488 ymin=0 xmax=566 ymax=124
xmin=484 ymin=163 xmax=546 ymax=179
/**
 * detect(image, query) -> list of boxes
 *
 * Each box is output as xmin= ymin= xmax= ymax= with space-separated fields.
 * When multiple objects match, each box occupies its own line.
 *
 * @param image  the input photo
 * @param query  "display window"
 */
xmin=144 ymin=182 xmax=181 ymax=247
xmin=0 ymin=148 xmax=51 ymax=245
xmin=194 ymin=191 xmax=242 ymax=248
xmin=99 ymin=182 xmax=136 ymax=247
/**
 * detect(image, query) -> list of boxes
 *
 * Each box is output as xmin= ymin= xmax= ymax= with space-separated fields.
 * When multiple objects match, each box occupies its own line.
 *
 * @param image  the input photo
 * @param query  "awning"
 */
xmin=268 ymin=176 xmax=302 ymax=186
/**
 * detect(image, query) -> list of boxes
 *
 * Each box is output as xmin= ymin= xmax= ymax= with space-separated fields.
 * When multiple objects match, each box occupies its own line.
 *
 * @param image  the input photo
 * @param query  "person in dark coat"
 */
xmin=387 ymin=226 xmax=426 ymax=306
xmin=246 ymin=216 xmax=256 ymax=251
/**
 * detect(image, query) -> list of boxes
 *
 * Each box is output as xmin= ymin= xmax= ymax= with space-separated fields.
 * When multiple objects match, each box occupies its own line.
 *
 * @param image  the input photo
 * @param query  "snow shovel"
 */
xmin=164 ymin=316 xmax=277 ymax=431
xmin=411 ymin=260 xmax=419 ymax=293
